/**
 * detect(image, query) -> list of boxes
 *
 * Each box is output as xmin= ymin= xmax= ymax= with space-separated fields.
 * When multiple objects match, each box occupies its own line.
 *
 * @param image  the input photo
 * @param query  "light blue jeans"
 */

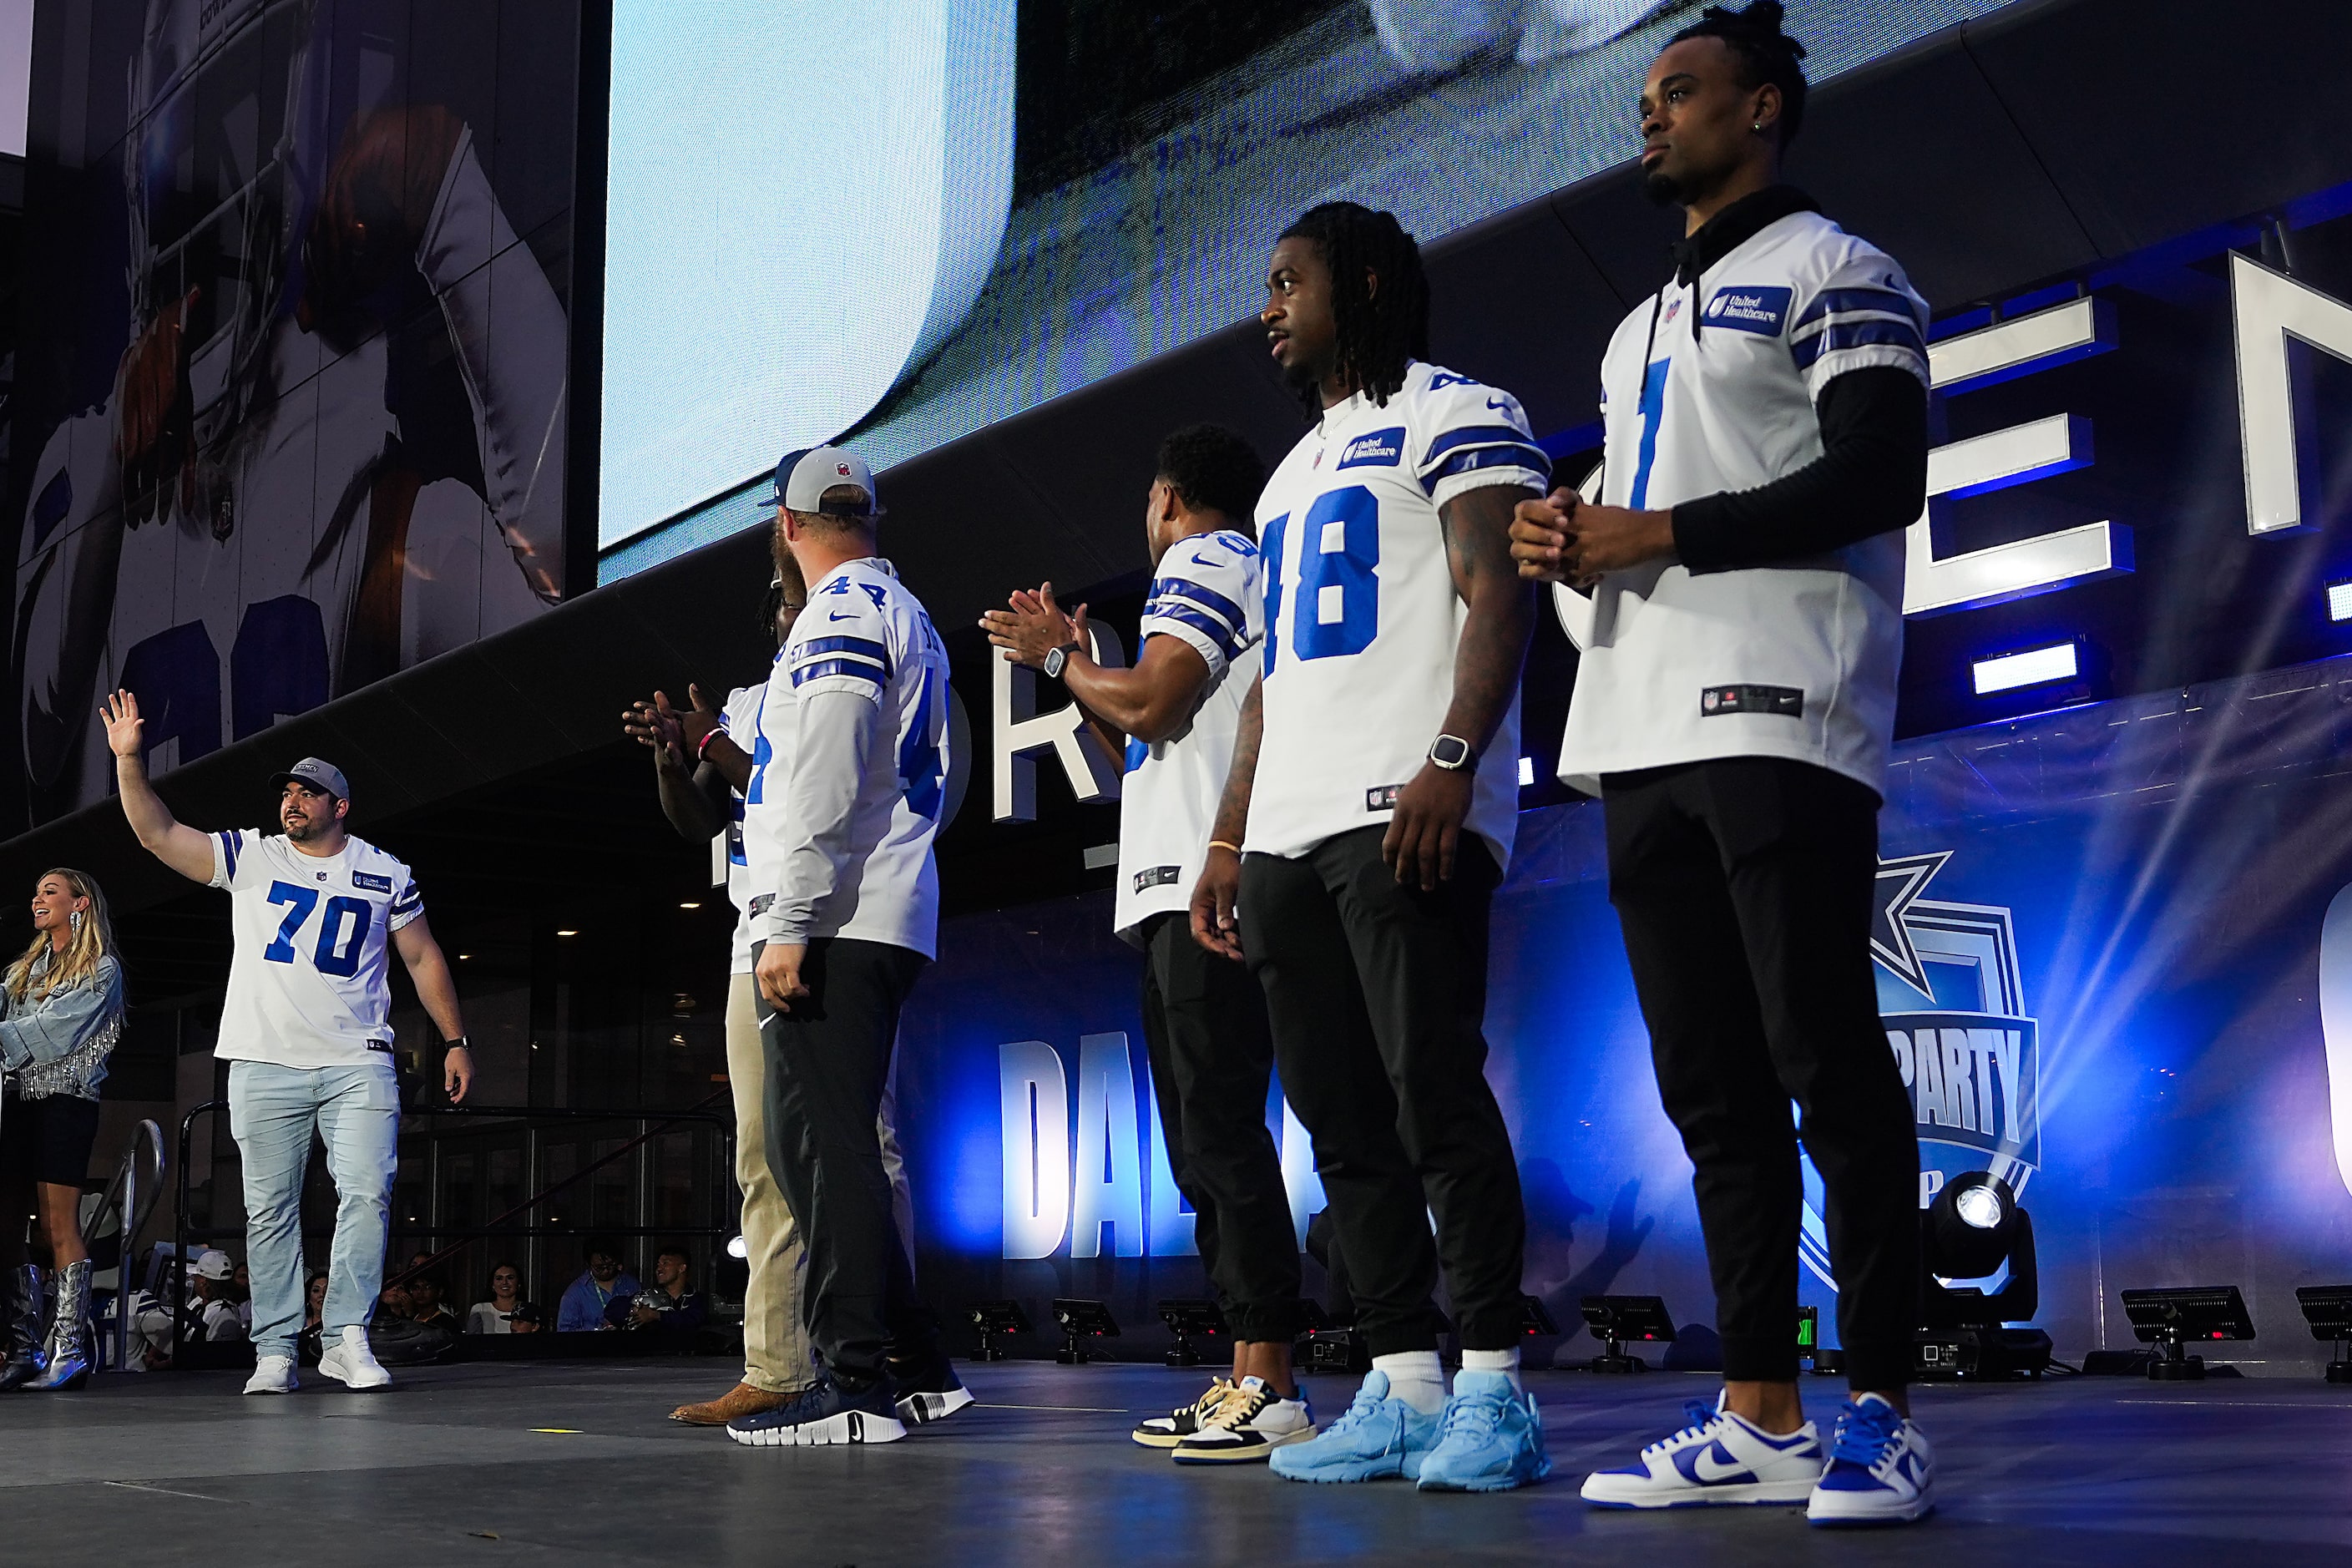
xmin=226 ymin=1060 xmax=401 ymax=1358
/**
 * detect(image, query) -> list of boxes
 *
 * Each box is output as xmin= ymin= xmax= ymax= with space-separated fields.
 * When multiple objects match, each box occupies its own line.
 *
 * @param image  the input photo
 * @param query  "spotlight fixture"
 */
xmin=1156 ymin=1299 xmax=1228 ymax=1368
xmin=555 ymin=929 xmax=579 ymax=938
xmin=1915 ymin=1171 xmax=2051 ymax=1378
xmin=1972 ymin=640 xmax=2079 ymax=695
xmin=1052 ymin=1298 xmax=1120 ymax=1364
xmin=725 ymin=1233 xmax=747 ymax=1260
xmin=2294 ymin=1285 xmax=2352 ymax=1383
xmin=1519 ymin=1294 xmax=1561 ymax=1338
xmin=1517 ymin=756 xmax=1535 ymax=787
xmin=1579 ymin=1295 xmax=1675 ymax=1373
xmin=2119 ymin=1285 xmax=2256 ymax=1380
xmin=967 ymin=1299 xmax=1033 ymax=1362
xmin=680 ymin=901 xmax=701 ymax=910
xmin=2329 ymin=579 xmax=2352 ymax=624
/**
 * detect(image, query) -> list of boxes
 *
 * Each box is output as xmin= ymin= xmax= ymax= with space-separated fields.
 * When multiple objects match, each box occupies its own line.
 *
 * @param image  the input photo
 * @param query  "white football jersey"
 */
xmin=1558 ymin=210 xmax=1929 ymax=797
xmin=1247 ymin=361 xmax=1546 ymax=868
xmin=715 ymin=681 xmax=766 ymax=974
xmin=759 ymin=557 xmax=951 ymax=959
xmin=210 ymin=828 xmax=423 ymax=1070
xmin=1114 ymin=529 xmax=1263 ymax=944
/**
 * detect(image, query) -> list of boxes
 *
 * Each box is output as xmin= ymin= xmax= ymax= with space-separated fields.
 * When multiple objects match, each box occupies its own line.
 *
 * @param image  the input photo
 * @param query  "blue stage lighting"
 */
xmin=1972 ymin=642 xmax=2078 ymax=695
xmin=2328 ymin=580 xmax=2352 ymax=623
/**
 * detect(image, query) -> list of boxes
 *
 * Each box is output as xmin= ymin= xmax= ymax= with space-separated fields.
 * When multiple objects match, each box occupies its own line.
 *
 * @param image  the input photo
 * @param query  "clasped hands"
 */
xmin=1507 ymin=489 xmax=1677 ymax=587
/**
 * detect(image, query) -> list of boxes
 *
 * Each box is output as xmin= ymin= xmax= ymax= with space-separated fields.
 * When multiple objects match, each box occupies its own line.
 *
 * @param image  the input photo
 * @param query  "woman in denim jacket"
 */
xmin=0 ymin=867 xmax=126 ymax=1390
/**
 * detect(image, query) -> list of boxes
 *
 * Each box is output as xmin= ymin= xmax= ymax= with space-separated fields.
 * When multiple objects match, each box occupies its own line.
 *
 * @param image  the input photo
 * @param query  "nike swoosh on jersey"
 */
xmin=827 ymin=609 xmax=859 ymax=621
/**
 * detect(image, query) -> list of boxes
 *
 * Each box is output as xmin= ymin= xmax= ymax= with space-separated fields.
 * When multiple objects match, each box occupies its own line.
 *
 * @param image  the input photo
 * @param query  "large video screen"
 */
xmin=11 ymin=0 xmax=580 ymax=825
xmin=598 ymin=0 xmax=2009 ymax=564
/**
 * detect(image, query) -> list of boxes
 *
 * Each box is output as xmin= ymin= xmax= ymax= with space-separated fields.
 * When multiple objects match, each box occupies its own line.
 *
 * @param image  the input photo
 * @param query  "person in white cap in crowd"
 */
xmin=103 ymin=691 xmax=474 ymax=1395
xmin=138 ymin=1250 xmax=248 ymax=1358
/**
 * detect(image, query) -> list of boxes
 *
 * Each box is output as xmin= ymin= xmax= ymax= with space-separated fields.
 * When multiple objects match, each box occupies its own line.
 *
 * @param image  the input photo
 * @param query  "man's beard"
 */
xmin=283 ymin=814 xmax=326 ymax=842
xmin=1642 ymin=164 xmax=1684 ymax=207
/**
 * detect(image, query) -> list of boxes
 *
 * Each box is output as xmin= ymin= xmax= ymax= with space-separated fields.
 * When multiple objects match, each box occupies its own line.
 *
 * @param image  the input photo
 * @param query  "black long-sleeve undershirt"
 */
xmin=1668 ymin=366 xmax=1929 ymax=572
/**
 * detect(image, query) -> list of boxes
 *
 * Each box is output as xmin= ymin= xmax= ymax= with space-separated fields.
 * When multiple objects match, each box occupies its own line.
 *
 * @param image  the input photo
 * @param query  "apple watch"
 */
xmin=1429 ymin=734 xmax=1479 ymax=772
xmin=1041 ymin=642 xmax=1083 ymax=680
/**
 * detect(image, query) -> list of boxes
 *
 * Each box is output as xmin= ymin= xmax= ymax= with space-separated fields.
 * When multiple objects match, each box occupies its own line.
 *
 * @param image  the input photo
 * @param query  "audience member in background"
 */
xmin=510 ymin=1304 xmax=544 ymax=1334
xmin=608 ymin=1245 xmax=706 ymax=1332
xmin=304 ymin=1272 xmax=328 ymax=1333
xmin=557 ymin=1237 xmax=639 ymax=1331
xmin=137 ymin=1250 xmax=247 ymax=1363
xmin=377 ymin=1281 xmax=415 ymax=1322
xmin=468 ymin=1262 xmax=530 ymax=1333
xmin=0 ymin=867 xmax=126 ymax=1392
xmin=233 ymin=1261 xmax=255 ymax=1334
xmin=407 ymin=1272 xmax=459 ymax=1330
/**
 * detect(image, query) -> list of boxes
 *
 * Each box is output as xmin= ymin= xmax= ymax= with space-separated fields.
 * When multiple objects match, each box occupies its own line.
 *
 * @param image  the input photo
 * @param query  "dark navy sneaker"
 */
xmin=1807 ymin=1394 xmax=1935 ymax=1526
xmin=889 ymin=1350 xmax=976 ymax=1425
xmin=726 ymin=1372 xmax=907 ymax=1449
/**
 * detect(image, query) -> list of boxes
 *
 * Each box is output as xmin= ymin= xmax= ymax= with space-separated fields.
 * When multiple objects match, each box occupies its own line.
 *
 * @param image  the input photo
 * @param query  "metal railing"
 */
xmin=84 ymin=1119 xmax=164 ymax=1373
xmin=169 ymin=1093 xmax=733 ymax=1364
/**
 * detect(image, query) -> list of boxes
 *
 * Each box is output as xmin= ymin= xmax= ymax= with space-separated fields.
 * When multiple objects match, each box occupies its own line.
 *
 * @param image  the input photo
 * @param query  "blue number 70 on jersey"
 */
xmin=264 ymin=882 xmax=374 ymax=979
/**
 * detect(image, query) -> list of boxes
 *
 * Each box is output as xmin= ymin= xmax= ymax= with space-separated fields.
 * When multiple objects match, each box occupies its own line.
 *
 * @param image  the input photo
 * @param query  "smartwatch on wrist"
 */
xmin=1041 ymin=642 xmax=1083 ymax=680
xmin=446 ymin=1035 xmax=471 ymax=1052
xmin=1429 ymin=734 xmax=1479 ymax=772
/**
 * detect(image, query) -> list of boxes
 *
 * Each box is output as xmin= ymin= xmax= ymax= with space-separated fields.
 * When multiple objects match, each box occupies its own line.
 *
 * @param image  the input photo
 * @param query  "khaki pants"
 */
xmin=726 ymin=971 xmax=914 ymax=1392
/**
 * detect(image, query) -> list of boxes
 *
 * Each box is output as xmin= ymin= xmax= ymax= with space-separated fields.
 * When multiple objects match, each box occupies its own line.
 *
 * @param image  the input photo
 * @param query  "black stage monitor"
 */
xmin=1580 ymin=1295 xmax=1675 ymax=1373
xmin=2121 ymin=1285 xmax=2255 ymax=1381
xmin=1052 ymin=1297 xmax=1120 ymax=1365
xmin=2295 ymin=1284 xmax=2352 ymax=1383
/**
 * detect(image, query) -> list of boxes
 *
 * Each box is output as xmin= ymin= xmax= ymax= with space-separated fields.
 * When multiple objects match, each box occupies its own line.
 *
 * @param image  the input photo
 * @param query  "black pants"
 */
xmin=1138 ymin=913 xmax=1300 ymax=1344
xmin=1241 ymin=826 xmax=1526 ymax=1356
xmin=1602 ymin=757 xmax=1920 ymax=1392
xmin=756 ymin=937 xmax=935 ymax=1388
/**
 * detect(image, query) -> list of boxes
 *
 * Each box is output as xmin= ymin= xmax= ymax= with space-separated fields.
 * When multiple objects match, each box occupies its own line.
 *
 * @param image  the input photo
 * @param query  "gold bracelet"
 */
xmin=1208 ymin=840 xmax=1242 ymax=854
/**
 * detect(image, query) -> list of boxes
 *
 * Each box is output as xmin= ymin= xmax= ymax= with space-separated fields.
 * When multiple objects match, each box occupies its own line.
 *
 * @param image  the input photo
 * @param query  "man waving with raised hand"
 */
xmin=104 ymin=690 xmax=472 ymax=1397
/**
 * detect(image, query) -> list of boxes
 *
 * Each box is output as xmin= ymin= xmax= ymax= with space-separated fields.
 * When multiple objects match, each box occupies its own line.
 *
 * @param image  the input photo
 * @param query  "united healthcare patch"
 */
xmin=1703 ymin=285 xmax=1793 ymax=336
xmin=1336 ymin=427 xmax=1406 ymax=469
xmin=352 ymin=872 xmax=393 ymax=893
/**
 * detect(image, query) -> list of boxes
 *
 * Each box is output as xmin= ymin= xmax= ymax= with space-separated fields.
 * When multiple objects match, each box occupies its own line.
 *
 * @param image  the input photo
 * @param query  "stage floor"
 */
xmin=5 ymin=1358 xmax=2349 ymax=1565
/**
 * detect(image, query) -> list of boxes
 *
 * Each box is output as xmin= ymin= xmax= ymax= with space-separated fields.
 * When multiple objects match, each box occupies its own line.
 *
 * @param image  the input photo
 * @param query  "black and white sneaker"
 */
xmin=1132 ymin=1377 xmax=1236 ymax=1449
xmin=1172 ymin=1375 xmax=1315 ymax=1464
xmin=890 ymin=1352 xmax=977 ymax=1425
xmin=727 ymin=1372 xmax=907 ymax=1448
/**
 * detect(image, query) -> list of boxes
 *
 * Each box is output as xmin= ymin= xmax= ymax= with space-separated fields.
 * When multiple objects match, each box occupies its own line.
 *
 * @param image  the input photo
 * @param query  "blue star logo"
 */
xmin=1871 ymin=851 xmax=1952 ymax=999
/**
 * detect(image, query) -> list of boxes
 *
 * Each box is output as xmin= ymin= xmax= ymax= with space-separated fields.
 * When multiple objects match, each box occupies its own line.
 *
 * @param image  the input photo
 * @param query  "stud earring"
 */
xmin=1752 ymin=121 xmax=1764 ymax=132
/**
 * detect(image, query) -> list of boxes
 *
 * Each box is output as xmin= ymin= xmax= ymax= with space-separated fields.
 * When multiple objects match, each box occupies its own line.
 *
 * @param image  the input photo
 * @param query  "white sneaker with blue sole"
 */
xmin=1580 ymin=1394 xmax=1823 ymax=1508
xmin=1416 ymin=1368 xmax=1553 ymax=1491
xmin=1807 ymin=1393 xmax=1935 ymax=1526
xmin=1267 ymin=1370 xmax=1441 ymax=1484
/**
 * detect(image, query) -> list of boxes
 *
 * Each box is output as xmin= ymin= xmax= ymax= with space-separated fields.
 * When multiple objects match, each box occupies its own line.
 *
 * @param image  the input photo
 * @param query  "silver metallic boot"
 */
xmin=26 ymin=1258 xmax=92 ymax=1389
xmin=0 ymin=1264 xmax=44 ymax=1390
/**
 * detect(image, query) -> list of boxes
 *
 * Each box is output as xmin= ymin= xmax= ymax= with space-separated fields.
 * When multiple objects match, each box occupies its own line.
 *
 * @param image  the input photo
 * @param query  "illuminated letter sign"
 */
xmin=999 ymin=1040 xmax=1070 ymax=1259
xmin=1069 ymin=1033 xmax=1146 ymax=1258
xmin=2232 ymin=251 xmax=2352 ymax=537
xmin=992 ymin=625 xmax=1126 ymax=822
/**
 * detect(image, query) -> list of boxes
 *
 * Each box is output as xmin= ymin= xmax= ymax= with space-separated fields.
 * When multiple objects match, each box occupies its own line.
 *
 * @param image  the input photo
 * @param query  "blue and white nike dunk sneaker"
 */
xmin=1580 ymin=1395 xmax=1823 ymax=1508
xmin=1806 ymin=1394 xmax=1935 ymax=1526
xmin=1267 ymin=1370 xmax=1441 ymax=1484
xmin=1415 ymin=1368 xmax=1553 ymax=1492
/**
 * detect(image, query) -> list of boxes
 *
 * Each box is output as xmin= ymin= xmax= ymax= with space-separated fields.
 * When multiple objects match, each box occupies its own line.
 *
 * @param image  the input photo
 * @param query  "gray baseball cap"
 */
xmin=268 ymin=757 xmax=349 ymax=801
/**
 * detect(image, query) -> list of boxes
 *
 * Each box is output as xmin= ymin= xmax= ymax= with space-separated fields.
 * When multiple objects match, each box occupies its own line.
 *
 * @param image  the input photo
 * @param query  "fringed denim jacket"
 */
xmin=0 ymin=951 xmax=125 ymax=1101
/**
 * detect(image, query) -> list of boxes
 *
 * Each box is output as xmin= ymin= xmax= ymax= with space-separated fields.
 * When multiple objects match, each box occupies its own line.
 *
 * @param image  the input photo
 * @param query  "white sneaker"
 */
xmin=1171 ymin=1375 xmax=1315 ymax=1464
xmin=1581 ymin=1395 xmax=1823 ymax=1508
xmin=317 ymin=1326 xmax=392 ymax=1391
xmin=1807 ymin=1394 xmax=1935 ymax=1526
xmin=1131 ymin=1378 xmax=1235 ymax=1449
xmin=243 ymin=1355 xmax=298 ymax=1395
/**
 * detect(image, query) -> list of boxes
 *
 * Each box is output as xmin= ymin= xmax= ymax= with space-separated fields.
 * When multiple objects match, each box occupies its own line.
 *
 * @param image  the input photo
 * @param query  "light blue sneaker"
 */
xmin=1267 ymin=1370 xmax=1442 ymax=1484
xmin=1416 ymin=1368 xmax=1554 ymax=1492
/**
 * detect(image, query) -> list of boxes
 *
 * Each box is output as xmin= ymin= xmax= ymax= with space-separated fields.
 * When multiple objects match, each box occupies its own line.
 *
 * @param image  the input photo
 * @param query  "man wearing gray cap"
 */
xmin=103 ymin=692 xmax=472 ymax=1395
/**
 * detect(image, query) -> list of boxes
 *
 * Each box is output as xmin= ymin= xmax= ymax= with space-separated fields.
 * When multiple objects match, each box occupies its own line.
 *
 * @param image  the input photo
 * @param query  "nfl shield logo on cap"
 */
xmin=781 ymin=446 xmax=877 ymax=516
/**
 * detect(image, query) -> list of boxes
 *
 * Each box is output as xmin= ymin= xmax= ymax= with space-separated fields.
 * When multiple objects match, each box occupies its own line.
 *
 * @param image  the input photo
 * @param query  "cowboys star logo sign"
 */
xmin=1798 ymin=851 xmax=2044 ymax=1292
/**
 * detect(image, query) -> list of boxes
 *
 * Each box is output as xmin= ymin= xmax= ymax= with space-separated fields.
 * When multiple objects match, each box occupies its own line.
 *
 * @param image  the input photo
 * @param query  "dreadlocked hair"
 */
xmin=1279 ymin=202 xmax=1429 ymax=411
xmin=1671 ymin=0 xmax=1810 ymax=147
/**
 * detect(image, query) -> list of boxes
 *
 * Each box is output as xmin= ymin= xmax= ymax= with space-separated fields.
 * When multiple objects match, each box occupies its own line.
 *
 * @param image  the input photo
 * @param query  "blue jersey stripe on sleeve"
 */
xmin=1792 ymin=319 xmax=1929 ymax=372
xmin=1144 ymin=604 xmax=1242 ymax=663
xmin=1420 ymin=423 xmax=1539 ymax=469
xmin=792 ymin=658 xmax=886 ymax=688
xmin=1421 ymin=443 xmax=1550 ymax=495
xmin=220 ymin=830 xmax=242 ymax=880
xmin=1794 ymin=286 xmax=1920 ymax=331
xmin=1148 ymin=575 xmax=1247 ymax=635
xmin=795 ymin=635 xmax=893 ymax=675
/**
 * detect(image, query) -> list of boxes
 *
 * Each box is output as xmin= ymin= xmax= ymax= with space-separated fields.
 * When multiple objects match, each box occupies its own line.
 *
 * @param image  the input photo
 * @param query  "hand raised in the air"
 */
xmin=980 ymin=583 xmax=1086 ymax=669
xmin=99 ymin=690 xmax=145 ymax=760
xmin=621 ymin=695 xmax=688 ymax=773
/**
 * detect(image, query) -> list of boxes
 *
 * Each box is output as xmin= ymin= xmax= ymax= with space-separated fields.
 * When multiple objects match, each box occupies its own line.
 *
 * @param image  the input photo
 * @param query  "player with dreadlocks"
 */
xmin=1513 ymin=0 xmax=1937 ymax=1525
xmin=1191 ymin=202 xmax=1552 ymax=1491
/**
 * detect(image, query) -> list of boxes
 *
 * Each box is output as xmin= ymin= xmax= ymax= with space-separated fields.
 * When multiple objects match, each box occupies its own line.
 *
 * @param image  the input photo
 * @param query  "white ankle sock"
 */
xmin=1460 ymin=1347 xmax=1523 ymax=1393
xmin=1372 ymin=1350 xmax=1446 ymax=1414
